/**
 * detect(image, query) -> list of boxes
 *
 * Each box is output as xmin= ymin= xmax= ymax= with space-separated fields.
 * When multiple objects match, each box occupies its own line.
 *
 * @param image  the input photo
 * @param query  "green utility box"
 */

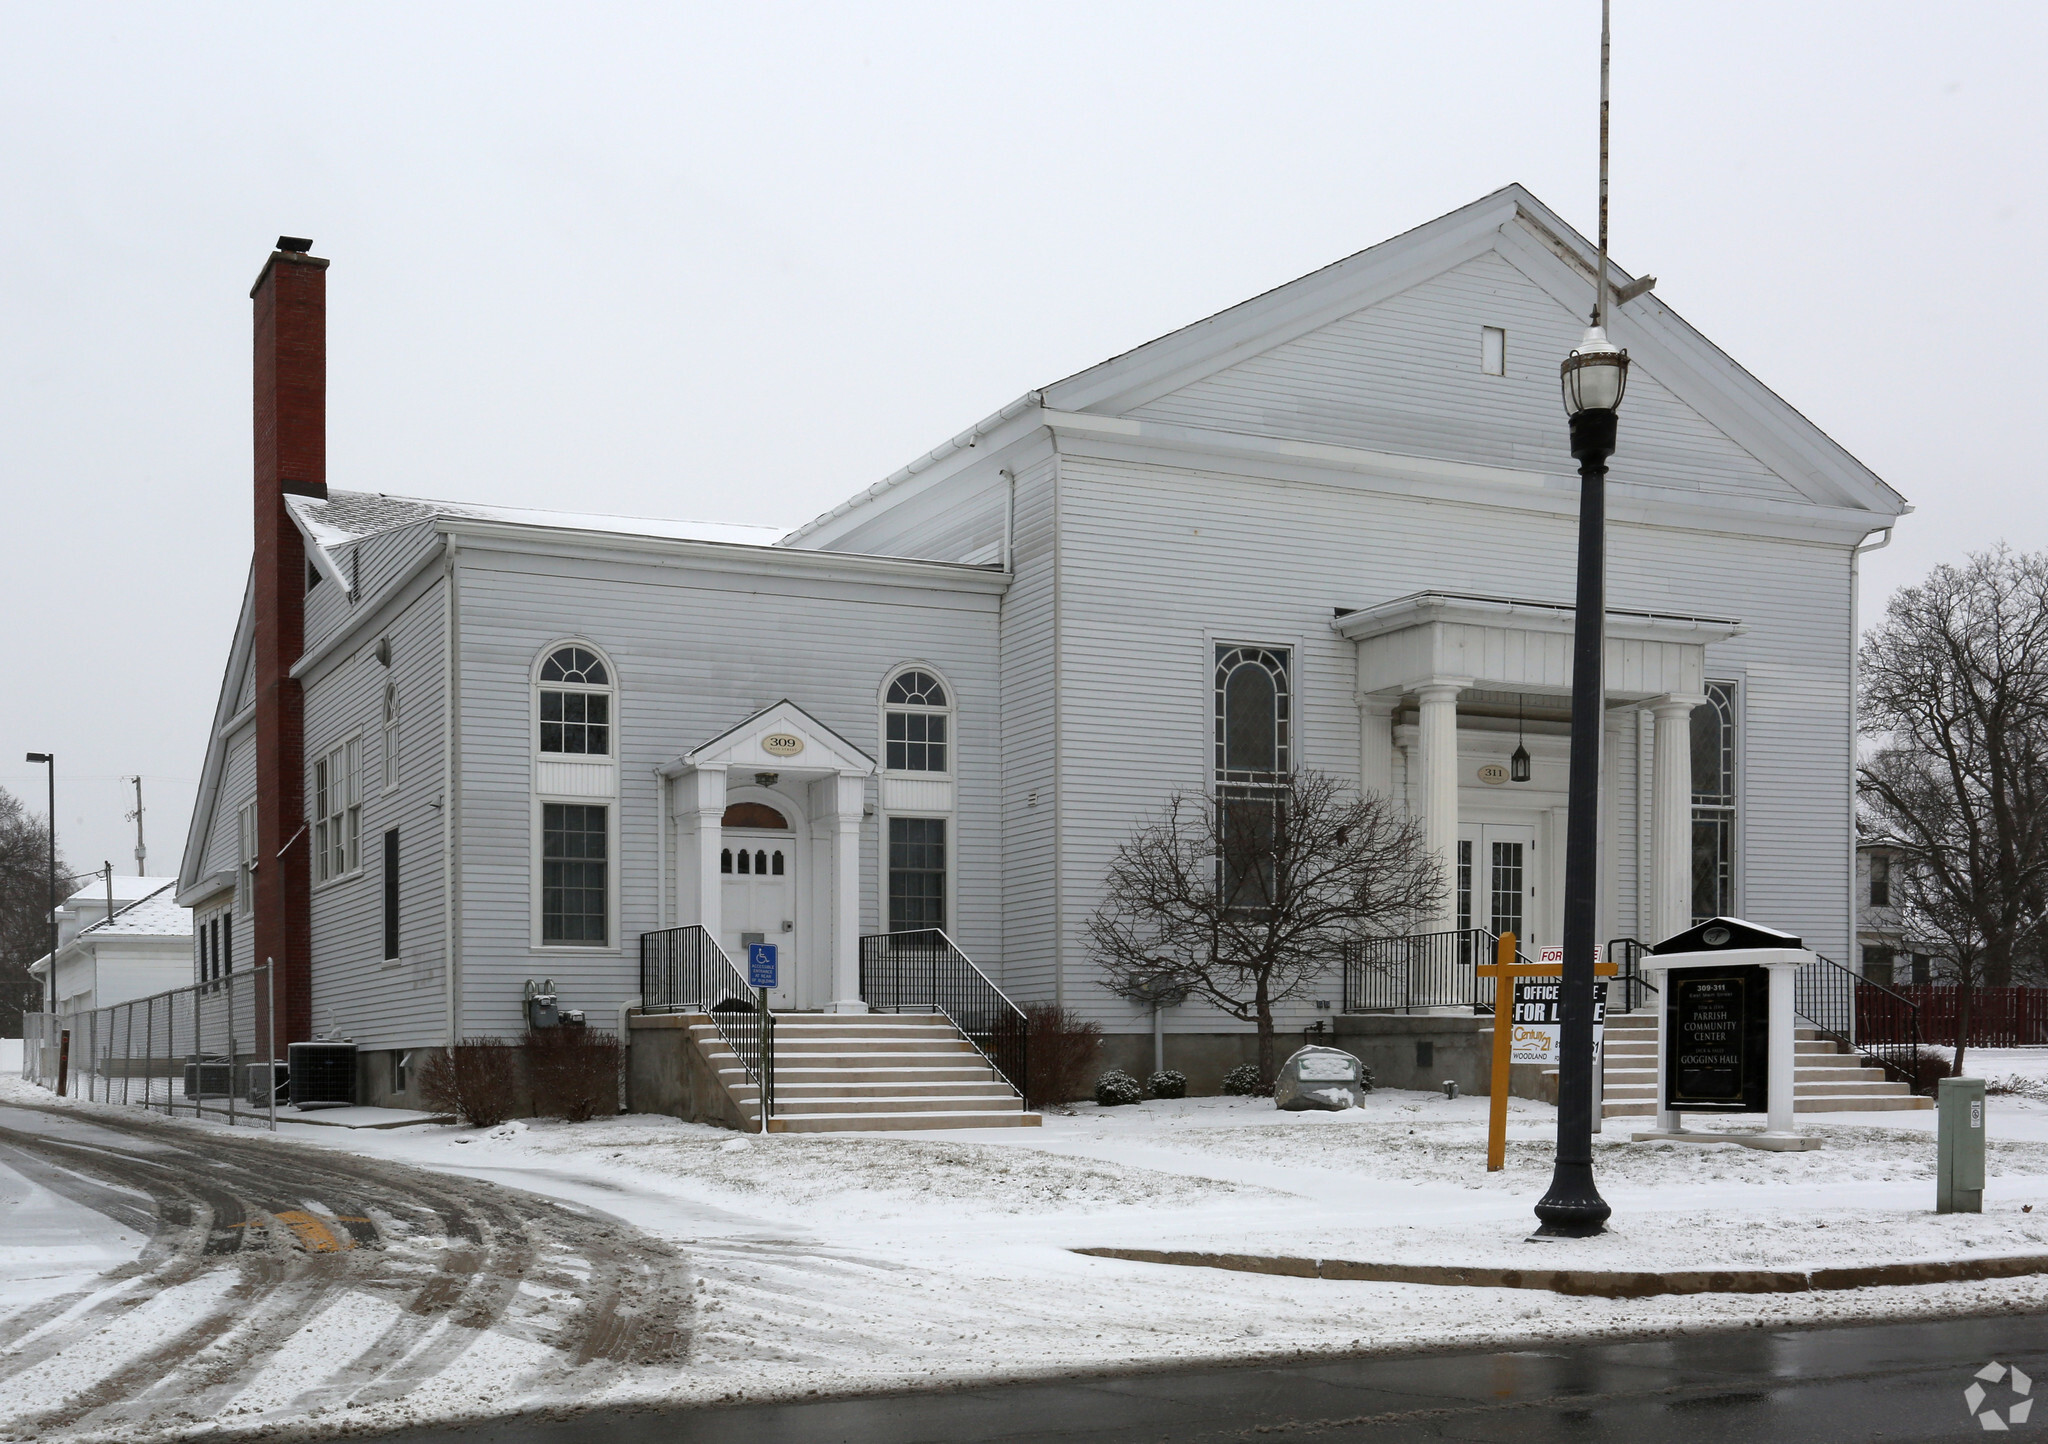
xmin=1937 ymin=1076 xmax=1986 ymax=1214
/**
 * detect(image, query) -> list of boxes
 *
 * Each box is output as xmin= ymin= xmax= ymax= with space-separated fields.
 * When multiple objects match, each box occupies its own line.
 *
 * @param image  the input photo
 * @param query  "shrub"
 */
xmin=1094 ymin=1069 xmax=1144 ymax=1107
xmin=1146 ymin=1069 xmax=1188 ymax=1100
xmin=524 ymin=1027 xmax=623 ymax=1122
xmin=1220 ymin=1062 xmax=1272 ymax=1098
xmin=1025 ymin=1003 xmax=1103 ymax=1106
xmin=418 ymin=1037 xmax=519 ymax=1127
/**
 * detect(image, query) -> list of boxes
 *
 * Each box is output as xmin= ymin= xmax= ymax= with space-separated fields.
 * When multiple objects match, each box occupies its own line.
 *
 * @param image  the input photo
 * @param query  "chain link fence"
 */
xmin=19 ymin=963 xmax=279 ymax=1129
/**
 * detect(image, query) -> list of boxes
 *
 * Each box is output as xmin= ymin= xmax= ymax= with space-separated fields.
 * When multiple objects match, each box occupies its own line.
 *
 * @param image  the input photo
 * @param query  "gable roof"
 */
xmin=669 ymin=698 xmax=876 ymax=776
xmin=783 ymin=183 xmax=1908 ymax=546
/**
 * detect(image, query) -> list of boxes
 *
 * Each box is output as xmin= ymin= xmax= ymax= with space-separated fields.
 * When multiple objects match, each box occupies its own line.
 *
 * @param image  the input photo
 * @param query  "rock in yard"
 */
xmin=1273 ymin=1045 xmax=1371 ymax=1111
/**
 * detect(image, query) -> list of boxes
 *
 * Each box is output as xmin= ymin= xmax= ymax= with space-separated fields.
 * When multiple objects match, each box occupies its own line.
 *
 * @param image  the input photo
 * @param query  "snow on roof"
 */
xmin=66 ymin=875 xmax=178 ymax=906
xmin=289 ymin=490 xmax=788 ymax=551
xmin=79 ymin=882 xmax=189 ymax=940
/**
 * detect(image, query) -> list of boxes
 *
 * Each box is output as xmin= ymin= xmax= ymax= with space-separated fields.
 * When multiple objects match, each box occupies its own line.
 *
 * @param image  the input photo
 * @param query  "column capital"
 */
xmin=1644 ymin=693 xmax=1708 ymax=719
xmin=1354 ymin=691 xmax=1402 ymax=714
xmin=1414 ymin=677 xmax=1473 ymax=704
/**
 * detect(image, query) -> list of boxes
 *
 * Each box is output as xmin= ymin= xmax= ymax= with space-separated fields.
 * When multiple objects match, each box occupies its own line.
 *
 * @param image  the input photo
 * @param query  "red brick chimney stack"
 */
xmin=250 ymin=237 xmax=325 ymax=1049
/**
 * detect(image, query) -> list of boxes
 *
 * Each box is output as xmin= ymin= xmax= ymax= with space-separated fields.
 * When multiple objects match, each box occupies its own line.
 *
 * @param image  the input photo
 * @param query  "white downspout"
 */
xmin=441 ymin=533 xmax=462 ymax=1046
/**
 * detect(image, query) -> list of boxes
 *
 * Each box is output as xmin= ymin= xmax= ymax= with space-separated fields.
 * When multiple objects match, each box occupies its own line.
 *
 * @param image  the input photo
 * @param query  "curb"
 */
xmin=1071 ymin=1247 xmax=2048 ymax=1299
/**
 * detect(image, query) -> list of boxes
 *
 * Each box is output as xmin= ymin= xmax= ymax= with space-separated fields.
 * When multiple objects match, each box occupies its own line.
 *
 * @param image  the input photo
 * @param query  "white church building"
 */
xmin=178 ymin=185 xmax=1907 ymax=1110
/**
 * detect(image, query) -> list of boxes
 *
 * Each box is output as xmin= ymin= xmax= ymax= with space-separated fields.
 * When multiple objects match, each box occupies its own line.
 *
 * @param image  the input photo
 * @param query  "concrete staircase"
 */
xmin=1595 ymin=1010 xmax=1933 ymax=1119
xmin=689 ymin=1012 xmax=1040 ymax=1133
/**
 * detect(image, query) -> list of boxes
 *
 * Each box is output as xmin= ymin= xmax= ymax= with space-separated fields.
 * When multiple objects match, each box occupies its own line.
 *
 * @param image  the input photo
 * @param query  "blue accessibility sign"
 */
xmin=747 ymin=943 xmax=778 ymax=989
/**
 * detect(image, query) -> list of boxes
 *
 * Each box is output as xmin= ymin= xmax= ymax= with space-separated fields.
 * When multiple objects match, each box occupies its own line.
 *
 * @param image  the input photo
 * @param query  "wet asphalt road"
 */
xmin=363 ymin=1309 xmax=2048 ymax=1443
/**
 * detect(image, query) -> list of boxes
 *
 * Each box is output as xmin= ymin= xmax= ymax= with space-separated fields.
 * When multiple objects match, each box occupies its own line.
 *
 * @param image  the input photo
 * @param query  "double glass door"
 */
xmin=1458 ymin=823 xmax=1539 ymax=953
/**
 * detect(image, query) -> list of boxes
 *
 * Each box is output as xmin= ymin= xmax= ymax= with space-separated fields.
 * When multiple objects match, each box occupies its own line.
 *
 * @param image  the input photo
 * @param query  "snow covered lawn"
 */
xmin=268 ymin=1082 xmax=2048 ymax=1409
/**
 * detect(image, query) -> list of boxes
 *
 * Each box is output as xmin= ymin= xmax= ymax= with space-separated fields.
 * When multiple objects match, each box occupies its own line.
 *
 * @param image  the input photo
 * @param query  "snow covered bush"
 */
xmin=524 ymin=1026 xmax=623 ymax=1122
xmin=418 ymin=1038 xmax=519 ymax=1127
xmin=1094 ymin=1069 xmax=1144 ymax=1107
xmin=1026 ymin=1003 xmax=1103 ymax=1105
xmin=1220 ymin=1062 xmax=1272 ymax=1097
xmin=1147 ymin=1069 xmax=1187 ymax=1099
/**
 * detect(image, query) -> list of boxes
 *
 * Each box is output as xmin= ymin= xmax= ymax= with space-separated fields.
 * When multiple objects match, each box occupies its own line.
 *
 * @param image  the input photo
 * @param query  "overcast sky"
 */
xmin=4 ymin=1 xmax=2042 ymax=883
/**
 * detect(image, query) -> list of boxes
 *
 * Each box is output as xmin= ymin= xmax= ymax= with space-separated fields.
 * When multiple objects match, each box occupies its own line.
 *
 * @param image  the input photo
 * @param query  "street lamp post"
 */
xmin=1534 ymin=0 xmax=1630 ymax=1238
xmin=24 ymin=752 xmax=55 ymax=1013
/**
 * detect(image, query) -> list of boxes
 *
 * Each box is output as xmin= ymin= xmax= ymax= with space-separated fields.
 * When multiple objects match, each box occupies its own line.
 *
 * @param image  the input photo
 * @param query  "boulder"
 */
xmin=1273 ymin=1045 xmax=1371 ymax=1111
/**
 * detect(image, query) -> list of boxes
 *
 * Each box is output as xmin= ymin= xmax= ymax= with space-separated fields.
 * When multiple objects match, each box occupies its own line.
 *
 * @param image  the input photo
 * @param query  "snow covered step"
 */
xmin=770 ymin=1109 xmax=1041 ymax=1133
xmin=775 ymin=1079 xmax=1015 ymax=1099
xmin=775 ymin=1094 xmax=1025 ymax=1116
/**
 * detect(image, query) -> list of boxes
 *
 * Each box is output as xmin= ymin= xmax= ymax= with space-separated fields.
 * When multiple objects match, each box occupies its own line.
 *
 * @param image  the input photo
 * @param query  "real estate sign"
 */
xmin=1510 ymin=947 xmax=1607 ymax=1070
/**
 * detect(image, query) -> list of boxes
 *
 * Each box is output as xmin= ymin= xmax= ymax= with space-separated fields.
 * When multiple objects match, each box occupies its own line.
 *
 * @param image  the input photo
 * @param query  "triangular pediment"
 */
xmin=1039 ymin=185 xmax=1905 ymax=522
xmin=682 ymin=700 xmax=875 ymax=775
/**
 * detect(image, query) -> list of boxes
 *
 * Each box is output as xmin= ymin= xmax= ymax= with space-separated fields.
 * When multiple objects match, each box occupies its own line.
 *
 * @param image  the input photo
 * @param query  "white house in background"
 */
xmin=180 ymin=185 xmax=1909 ymax=1106
xmin=33 ymin=877 xmax=191 ymax=1014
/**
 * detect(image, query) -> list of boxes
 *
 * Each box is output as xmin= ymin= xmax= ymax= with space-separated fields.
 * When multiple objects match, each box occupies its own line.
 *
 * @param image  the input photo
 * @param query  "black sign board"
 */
xmin=1664 ymin=965 xmax=1769 ymax=1112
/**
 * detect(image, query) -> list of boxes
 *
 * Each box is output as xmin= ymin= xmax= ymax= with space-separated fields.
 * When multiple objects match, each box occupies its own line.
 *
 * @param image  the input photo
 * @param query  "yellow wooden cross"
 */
xmin=1477 ymin=932 xmax=1619 ymax=1172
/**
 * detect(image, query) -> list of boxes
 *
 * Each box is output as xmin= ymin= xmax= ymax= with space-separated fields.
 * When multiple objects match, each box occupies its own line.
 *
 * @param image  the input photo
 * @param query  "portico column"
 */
xmin=679 ymin=766 xmax=726 ymax=947
xmin=1649 ymin=696 xmax=1700 ymax=943
xmin=825 ymin=774 xmax=867 ymax=1014
xmin=1356 ymin=694 xmax=1398 ymax=798
xmin=1416 ymin=681 xmax=1465 ymax=929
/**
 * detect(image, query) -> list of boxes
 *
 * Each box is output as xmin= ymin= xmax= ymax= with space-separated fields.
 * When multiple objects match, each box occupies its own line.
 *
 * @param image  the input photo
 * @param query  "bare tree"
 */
xmin=0 ymin=786 xmax=72 ymax=1035
xmin=1859 ymin=547 xmax=2048 ymax=1074
xmin=1088 ymin=770 xmax=1440 ymax=1082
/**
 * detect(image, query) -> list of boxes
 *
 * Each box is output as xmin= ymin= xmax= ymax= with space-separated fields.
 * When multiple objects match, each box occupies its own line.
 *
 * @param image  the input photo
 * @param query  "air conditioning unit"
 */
xmin=288 ymin=1042 xmax=358 ymax=1107
xmin=182 ymin=1059 xmax=235 ymax=1098
xmin=246 ymin=1060 xmax=289 ymax=1106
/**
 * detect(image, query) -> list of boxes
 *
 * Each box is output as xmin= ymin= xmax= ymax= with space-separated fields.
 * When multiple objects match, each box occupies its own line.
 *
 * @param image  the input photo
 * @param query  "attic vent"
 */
xmin=306 ymin=558 xmax=322 ymax=593
xmin=1481 ymin=326 xmax=1506 ymax=377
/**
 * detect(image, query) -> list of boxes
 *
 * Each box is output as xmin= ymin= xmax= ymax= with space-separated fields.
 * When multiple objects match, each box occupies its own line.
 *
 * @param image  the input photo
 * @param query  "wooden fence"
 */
xmin=1880 ymin=985 xmax=2048 ymax=1049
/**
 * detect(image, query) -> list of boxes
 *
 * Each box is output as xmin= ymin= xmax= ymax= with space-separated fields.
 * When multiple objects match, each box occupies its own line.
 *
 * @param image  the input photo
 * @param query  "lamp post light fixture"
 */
xmin=1533 ymin=0 xmax=1630 ymax=1240
xmin=1510 ymin=696 xmax=1533 ymax=784
xmin=24 ymin=752 xmax=55 ymax=1014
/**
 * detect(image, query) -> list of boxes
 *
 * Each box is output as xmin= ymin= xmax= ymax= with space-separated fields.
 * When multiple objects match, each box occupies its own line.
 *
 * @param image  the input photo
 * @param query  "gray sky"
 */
xmin=4 ymin=1 xmax=2042 ymax=881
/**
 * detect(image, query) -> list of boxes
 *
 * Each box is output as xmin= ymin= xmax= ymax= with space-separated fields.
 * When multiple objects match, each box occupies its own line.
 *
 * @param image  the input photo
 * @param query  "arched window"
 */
xmin=381 ymin=683 xmax=399 ymax=791
xmin=884 ymin=669 xmax=950 ymax=773
xmin=721 ymin=803 xmax=789 ymax=829
xmin=1214 ymin=645 xmax=1290 ymax=783
xmin=538 ymin=645 xmax=612 ymax=756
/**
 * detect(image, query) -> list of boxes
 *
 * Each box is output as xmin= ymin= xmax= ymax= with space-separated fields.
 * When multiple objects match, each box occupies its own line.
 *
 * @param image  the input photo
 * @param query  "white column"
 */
xmin=1356 ymin=694 xmax=1398 ymax=799
xmin=1601 ymin=709 xmax=1627 ymax=946
xmin=1649 ymin=696 xmax=1700 ymax=944
xmin=679 ymin=767 xmax=726 ymax=947
xmin=1766 ymin=962 xmax=1798 ymax=1136
xmin=1416 ymin=681 xmax=1464 ymax=929
xmin=825 ymin=774 xmax=867 ymax=1013
xmin=1651 ymin=966 xmax=1678 ymax=1133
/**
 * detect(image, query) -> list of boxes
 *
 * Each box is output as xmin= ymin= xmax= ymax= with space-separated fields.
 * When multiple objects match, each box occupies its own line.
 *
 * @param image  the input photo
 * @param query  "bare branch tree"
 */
xmin=1858 ymin=547 xmax=2048 ymax=1074
xmin=1088 ymin=771 xmax=1440 ymax=1082
xmin=0 ymin=786 xmax=71 ymax=1035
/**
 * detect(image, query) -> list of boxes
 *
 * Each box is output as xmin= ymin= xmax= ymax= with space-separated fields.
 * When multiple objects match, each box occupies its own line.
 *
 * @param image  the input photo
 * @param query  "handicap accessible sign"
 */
xmin=747 ymin=943 xmax=778 ymax=989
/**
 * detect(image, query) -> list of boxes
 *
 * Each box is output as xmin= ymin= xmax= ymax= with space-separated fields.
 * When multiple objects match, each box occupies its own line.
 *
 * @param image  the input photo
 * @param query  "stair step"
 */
xmin=770 ymin=1109 xmax=1041 ymax=1132
xmin=775 ymin=1095 xmax=1028 ymax=1115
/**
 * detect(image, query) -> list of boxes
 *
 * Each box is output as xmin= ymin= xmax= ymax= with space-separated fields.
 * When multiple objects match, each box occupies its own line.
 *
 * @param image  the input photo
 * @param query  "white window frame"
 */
xmin=877 ymin=663 xmax=959 ymax=939
xmin=381 ymin=682 xmax=399 ymax=792
xmin=530 ymin=640 xmax=621 ymax=952
xmin=880 ymin=665 xmax=954 ymax=778
xmin=312 ymin=734 xmax=363 ymax=886
xmin=235 ymin=797 xmax=258 ymax=915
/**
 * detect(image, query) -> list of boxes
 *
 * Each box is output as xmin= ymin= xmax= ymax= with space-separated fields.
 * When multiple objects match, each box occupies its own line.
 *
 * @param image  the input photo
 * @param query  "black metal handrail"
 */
xmin=640 ymin=925 xmax=774 ymax=1120
xmin=1794 ymin=950 xmax=1924 ymax=1092
xmin=1341 ymin=928 xmax=1499 ymax=1013
xmin=859 ymin=929 xmax=1029 ymax=1104
xmin=1605 ymin=937 xmax=1657 ymax=1015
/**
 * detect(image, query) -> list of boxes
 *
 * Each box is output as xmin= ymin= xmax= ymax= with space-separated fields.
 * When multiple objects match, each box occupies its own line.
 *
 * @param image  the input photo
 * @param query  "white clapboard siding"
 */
xmin=303 ymin=575 xmax=452 ymax=1051
xmin=301 ymin=521 xmax=444 ymax=659
xmin=1131 ymin=249 xmax=1802 ymax=504
xmin=997 ymin=452 xmax=1059 ymax=1005
xmin=446 ymin=546 xmax=1004 ymax=1039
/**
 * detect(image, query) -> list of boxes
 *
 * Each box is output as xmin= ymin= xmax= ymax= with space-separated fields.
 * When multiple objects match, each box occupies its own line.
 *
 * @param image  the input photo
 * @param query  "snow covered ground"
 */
xmin=11 ymin=1067 xmax=2048 ymax=1439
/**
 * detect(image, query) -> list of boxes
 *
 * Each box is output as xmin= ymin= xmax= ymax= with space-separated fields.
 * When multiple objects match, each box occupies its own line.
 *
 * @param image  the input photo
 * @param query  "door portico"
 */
xmin=1336 ymin=592 xmax=1745 ymax=942
xmin=659 ymin=700 xmax=876 ymax=1013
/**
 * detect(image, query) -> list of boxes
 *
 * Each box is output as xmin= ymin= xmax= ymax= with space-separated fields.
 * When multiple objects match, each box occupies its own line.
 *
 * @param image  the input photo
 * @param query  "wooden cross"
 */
xmin=1478 ymin=932 xmax=1619 ymax=1172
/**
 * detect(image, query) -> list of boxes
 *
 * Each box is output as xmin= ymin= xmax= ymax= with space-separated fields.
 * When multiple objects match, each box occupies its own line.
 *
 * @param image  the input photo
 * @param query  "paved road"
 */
xmin=0 ymin=1101 xmax=692 ymax=1440
xmin=364 ymin=1310 xmax=2048 ymax=1443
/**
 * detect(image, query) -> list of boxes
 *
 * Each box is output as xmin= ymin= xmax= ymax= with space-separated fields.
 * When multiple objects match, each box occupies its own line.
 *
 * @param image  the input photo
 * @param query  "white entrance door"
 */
xmin=1458 ymin=823 xmax=1540 ymax=953
xmin=721 ymin=831 xmax=796 ymax=1009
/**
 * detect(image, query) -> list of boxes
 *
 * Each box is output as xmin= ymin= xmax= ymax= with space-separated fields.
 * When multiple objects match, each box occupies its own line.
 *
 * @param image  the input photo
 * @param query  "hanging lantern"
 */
xmin=1511 ymin=696 xmax=1532 ymax=782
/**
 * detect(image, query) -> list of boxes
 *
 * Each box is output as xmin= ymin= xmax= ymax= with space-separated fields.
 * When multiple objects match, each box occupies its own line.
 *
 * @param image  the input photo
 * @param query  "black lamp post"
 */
xmin=25 ymin=752 xmax=55 ymax=1013
xmin=1534 ymin=0 xmax=1632 ymax=1238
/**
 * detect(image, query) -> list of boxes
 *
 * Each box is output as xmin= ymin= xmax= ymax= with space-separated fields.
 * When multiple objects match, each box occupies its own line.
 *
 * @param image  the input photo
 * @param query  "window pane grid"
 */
xmin=540 ymin=689 xmax=610 ymax=755
xmin=888 ymin=817 xmax=946 ymax=931
xmin=1690 ymin=681 xmax=1737 ymax=923
xmin=542 ymin=803 xmax=608 ymax=944
xmin=1214 ymin=645 xmax=1290 ymax=784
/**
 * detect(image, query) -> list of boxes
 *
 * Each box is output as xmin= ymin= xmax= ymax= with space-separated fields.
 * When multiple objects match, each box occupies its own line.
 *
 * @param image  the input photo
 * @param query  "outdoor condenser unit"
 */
xmin=287 ymin=1042 xmax=357 ymax=1107
xmin=246 ymin=1061 xmax=289 ymax=1106
xmin=182 ymin=1059 xmax=235 ymax=1098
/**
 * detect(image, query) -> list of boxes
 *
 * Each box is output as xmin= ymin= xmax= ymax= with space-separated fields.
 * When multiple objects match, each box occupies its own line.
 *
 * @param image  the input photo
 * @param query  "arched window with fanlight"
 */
xmin=884 ymin=669 xmax=949 ymax=774
xmin=533 ymin=642 xmax=618 ymax=948
xmin=880 ymin=666 xmax=955 ymax=935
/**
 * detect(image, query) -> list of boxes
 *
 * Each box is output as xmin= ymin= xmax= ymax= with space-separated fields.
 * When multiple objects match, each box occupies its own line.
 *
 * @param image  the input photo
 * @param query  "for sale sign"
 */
xmin=1509 ymin=949 xmax=1607 ymax=1069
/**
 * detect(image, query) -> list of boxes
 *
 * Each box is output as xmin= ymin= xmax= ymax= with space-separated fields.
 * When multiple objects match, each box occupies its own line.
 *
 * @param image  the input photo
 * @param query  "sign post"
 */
xmin=748 ymin=944 xmax=778 ymax=1132
xmin=1480 ymin=933 xmax=1617 ymax=1172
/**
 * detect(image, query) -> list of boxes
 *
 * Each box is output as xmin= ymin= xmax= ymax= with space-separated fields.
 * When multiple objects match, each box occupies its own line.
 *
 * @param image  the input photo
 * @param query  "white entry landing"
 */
xmin=690 ymin=1013 xmax=1040 ymax=1133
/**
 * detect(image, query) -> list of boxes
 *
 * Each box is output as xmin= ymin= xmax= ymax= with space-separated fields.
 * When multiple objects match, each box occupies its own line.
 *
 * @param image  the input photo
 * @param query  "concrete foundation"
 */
xmin=1092 ymin=1019 xmax=1552 ymax=1102
xmin=626 ymin=1013 xmax=749 ymax=1130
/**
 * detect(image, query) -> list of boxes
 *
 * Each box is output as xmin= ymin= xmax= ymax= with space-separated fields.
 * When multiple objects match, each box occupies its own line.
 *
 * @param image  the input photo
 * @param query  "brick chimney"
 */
xmin=250 ymin=237 xmax=325 ymax=1048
